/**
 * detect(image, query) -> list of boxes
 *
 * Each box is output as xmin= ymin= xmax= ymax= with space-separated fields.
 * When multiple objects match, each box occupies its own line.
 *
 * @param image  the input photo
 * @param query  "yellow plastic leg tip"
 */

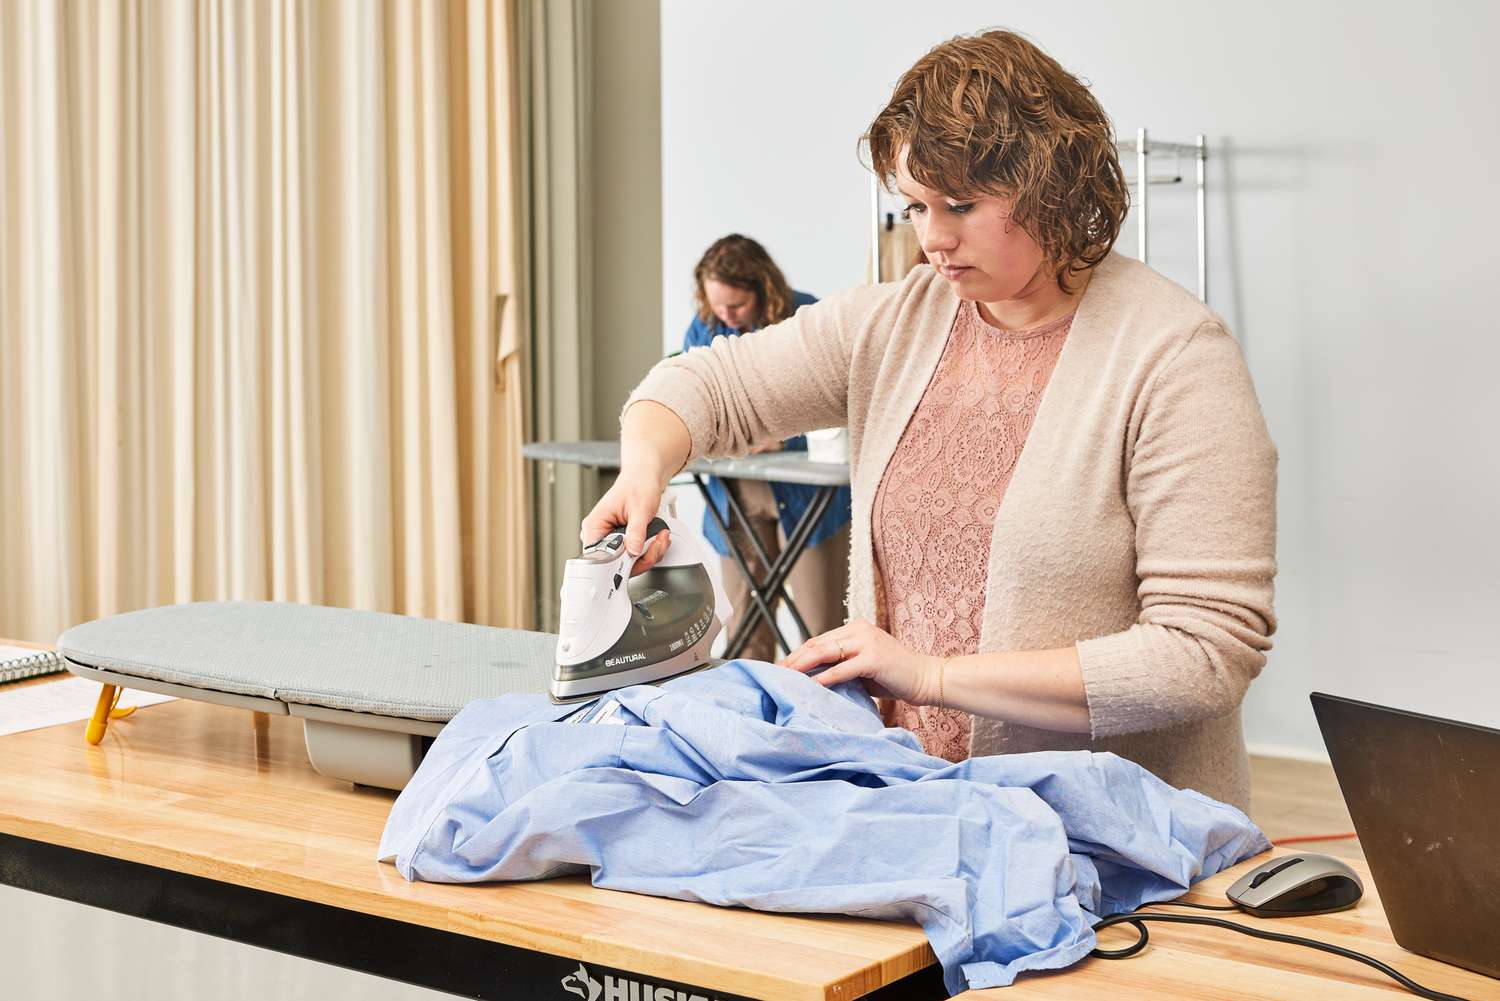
xmin=86 ymin=684 xmax=118 ymax=745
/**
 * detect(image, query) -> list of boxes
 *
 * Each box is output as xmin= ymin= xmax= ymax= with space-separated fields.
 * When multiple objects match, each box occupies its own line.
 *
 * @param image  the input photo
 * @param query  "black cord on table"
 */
xmin=1089 ymin=911 xmax=1472 ymax=1001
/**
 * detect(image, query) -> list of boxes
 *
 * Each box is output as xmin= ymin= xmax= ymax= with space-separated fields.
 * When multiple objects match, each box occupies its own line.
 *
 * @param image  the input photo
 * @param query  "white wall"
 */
xmin=661 ymin=0 xmax=1500 ymax=756
xmin=590 ymin=0 xmax=664 ymax=439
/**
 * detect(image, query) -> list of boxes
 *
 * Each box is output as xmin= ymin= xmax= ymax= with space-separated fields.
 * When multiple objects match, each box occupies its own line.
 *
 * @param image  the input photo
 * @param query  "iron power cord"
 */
xmin=1089 ymin=909 xmax=1473 ymax=1001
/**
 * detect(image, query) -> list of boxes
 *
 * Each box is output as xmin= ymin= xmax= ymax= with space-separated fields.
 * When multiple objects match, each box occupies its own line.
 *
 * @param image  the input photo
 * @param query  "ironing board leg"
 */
xmin=730 ymin=485 xmax=836 ymax=656
xmin=696 ymin=474 xmax=794 ymax=656
xmin=695 ymin=477 xmax=838 ymax=660
xmin=252 ymin=711 xmax=271 ymax=760
xmin=86 ymin=684 xmax=117 ymax=745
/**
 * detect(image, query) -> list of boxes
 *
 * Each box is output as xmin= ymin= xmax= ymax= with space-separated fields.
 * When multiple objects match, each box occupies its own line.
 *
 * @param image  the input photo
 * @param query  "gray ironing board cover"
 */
xmin=522 ymin=439 xmax=852 ymax=486
xmin=58 ymin=601 xmax=558 ymax=722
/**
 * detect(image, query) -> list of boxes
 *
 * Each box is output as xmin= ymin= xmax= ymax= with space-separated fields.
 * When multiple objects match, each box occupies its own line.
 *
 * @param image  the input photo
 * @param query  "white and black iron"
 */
xmin=551 ymin=513 xmax=732 ymax=703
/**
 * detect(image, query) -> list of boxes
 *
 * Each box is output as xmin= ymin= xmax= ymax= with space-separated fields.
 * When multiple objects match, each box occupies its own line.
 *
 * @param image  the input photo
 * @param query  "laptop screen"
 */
xmin=1310 ymin=692 xmax=1500 ymax=980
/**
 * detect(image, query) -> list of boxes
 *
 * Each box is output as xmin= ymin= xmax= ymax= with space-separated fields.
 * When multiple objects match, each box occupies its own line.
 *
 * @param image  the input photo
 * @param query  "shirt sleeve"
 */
xmin=624 ymin=290 xmax=860 ymax=461
xmin=1076 ymin=322 xmax=1278 ymax=738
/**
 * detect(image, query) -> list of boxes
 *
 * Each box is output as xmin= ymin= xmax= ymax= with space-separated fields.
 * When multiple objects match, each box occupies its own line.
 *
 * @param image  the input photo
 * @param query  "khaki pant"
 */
xmin=719 ymin=479 xmax=849 ymax=662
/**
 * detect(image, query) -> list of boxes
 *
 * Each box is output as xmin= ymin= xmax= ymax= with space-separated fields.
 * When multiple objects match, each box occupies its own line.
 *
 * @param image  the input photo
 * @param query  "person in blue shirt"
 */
xmin=682 ymin=234 xmax=853 ymax=660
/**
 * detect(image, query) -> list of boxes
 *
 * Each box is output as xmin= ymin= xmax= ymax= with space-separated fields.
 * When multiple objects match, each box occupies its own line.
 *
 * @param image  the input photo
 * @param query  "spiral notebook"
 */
xmin=0 ymin=644 xmax=68 ymax=685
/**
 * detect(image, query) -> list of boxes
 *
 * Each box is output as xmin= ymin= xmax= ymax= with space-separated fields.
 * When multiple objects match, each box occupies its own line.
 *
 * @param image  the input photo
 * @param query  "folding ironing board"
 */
xmin=58 ymin=601 xmax=558 ymax=790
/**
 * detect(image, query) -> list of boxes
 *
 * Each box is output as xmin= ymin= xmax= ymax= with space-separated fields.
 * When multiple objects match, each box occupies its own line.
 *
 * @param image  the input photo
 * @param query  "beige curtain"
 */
xmin=0 ymin=0 xmax=531 ymax=643
xmin=514 ymin=0 xmax=593 ymax=631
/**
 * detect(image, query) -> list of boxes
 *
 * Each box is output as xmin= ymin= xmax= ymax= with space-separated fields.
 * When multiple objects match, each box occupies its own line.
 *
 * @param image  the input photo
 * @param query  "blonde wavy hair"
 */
xmin=862 ymin=30 xmax=1128 ymax=289
xmin=693 ymin=234 xmax=796 ymax=329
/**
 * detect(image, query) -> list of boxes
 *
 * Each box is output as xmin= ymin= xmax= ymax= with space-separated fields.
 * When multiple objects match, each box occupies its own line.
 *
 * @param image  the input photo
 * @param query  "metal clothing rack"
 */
xmin=868 ymin=176 xmax=912 ymax=284
xmin=1118 ymin=130 xmax=1209 ymax=302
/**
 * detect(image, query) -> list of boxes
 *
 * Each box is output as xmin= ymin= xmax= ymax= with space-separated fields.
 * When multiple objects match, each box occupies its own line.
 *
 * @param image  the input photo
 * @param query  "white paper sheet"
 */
xmin=0 ymin=677 xmax=176 ymax=737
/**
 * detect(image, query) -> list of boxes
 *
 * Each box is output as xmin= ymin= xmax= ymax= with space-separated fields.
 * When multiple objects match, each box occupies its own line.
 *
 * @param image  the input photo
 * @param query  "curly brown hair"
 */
xmin=863 ymin=30 xmax=1128 ymax=289
xmin=693 ymin=234 xmax=797 ymax=329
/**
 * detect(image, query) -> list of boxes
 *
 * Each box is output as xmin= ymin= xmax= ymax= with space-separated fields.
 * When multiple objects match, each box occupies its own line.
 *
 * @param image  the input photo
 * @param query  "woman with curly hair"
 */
xmin=681 ymin=234 xmax=853 ymax=661
xmin=586 ymin=30 xmax=1276 ymax=810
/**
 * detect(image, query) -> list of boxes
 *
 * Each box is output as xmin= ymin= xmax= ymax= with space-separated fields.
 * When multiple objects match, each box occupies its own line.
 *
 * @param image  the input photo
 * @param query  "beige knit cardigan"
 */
xmin=626 ymin=252 xmax=1277 ymax=811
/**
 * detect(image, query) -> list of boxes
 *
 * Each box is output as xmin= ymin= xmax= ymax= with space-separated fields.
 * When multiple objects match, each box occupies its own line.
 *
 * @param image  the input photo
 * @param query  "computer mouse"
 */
xmin=1226 ymin=853 xmax=1364 ymax=917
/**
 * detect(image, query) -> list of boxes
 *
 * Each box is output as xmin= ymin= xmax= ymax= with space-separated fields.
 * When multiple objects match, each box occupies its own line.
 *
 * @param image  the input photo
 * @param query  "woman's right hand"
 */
xmin=585 ymin=400 xmax=693 ymax=575
xmin=580 ymin=472 xmax=673 ymax=576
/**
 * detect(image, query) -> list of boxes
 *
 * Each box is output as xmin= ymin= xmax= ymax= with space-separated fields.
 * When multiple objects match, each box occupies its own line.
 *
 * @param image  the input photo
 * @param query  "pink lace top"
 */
xmin=874 ymin=299 xmax=1073 ymax=762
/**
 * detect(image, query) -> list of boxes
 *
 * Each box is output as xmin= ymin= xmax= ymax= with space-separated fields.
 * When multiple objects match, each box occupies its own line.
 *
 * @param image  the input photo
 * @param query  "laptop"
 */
xmin=1310 ymin=692 xmax=1500 ymax=980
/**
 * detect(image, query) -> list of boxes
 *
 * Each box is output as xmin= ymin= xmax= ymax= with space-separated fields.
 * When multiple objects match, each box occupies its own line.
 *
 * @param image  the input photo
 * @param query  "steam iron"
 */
xmin=551 ymin=513 xmax=732 ymax=703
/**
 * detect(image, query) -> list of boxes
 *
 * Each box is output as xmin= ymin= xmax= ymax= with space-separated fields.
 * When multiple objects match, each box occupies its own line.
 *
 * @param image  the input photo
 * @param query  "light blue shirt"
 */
xmin=379 ymin=663 xmax=1268 ymax=993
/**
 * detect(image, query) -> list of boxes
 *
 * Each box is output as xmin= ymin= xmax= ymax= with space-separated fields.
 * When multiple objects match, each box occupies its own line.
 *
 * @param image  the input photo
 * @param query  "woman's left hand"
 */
xmin=778 ymin=618 xmax=940 ymax=704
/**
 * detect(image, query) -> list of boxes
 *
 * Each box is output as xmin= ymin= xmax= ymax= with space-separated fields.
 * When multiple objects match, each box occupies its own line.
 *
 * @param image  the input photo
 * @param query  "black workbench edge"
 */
xmin=0 ymin=833 xmax=944 ymax=1000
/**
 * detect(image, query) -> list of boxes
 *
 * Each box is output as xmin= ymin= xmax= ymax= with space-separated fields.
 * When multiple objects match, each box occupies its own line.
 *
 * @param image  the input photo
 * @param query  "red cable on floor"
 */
xmin=1270 ymin=832 xmax=1358 ymax=845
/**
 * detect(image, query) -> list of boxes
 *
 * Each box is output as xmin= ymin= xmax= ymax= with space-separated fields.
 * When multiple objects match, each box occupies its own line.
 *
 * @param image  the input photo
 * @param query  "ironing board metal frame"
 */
xmin=67 ymin=657 xmax=442 ymax=790
xmin=696 ymin=472 xmax=838 ymax=658
xmin=57 ymin=601 xmax=559 ymax=790
xmin=71 ymin=661 xmax=283 ymax=748
xmin=522 ymin=440 xmax=851 ymax=659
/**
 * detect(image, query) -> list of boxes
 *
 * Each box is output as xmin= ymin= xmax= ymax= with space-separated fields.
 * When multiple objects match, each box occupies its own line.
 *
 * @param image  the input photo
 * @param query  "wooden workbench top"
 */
xmin=959 ymin=854 xmax=1500 ymax=999
xmin=6 ymin=670 xmax=1494 ymax=1000
xmin=0 ymin=685 xmax=933 ymax=1000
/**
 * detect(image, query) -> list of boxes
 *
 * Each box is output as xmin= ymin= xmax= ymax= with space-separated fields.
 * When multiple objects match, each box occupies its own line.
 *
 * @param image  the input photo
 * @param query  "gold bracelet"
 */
xmin=938 ymin=656 xmax=948 ymax=711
